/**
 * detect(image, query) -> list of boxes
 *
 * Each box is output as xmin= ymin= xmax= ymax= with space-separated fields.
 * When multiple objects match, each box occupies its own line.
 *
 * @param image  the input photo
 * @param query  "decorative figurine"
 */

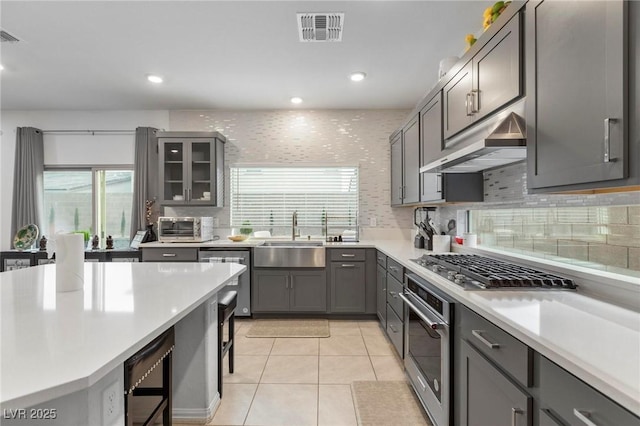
xmin=106 ymin=235 xmax=114 ymax=249
xmin=91 ymin=235 xmax=99 ymax=250
xmin=39 ymin=235 xmax=47 ymax=251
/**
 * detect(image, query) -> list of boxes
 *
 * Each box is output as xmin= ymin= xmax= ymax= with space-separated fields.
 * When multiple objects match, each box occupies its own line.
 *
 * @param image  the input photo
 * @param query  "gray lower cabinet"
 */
xmin=537 ymin=355 xmax=640 ymax=426
xmin=526 ymin=0 xmax=628 ymax=191
xmin=376 ymin=263 xmax=386 ymax=325
xmin=330 ymin=262 xmax=366 ymax=313
xmin=142 ymin=247 xmax=199 ymax=262
xmin=290 ymin=270 xmax=327 ymax=312
xmin=460 ymin=340 xmax=532 ymax=426
xmin=386 ymin=305 xmax=404 ymax=358
xmin=253 ymin=269 xmax=326 ymax=313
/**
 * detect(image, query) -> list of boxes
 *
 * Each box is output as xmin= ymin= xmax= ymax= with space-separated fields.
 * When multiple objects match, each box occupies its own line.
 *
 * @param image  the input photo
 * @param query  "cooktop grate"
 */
xmin=425 ymin=254 xmax=576 ymax=289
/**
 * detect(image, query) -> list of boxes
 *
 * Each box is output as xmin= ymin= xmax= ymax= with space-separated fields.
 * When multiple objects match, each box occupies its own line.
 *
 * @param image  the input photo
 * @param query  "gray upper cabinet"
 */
xmin=526 ymin=0 xmax=628 ymax=191
xmin=158 ymin=131 xmax=225 ymax=206
xmin=390 ymin=131 xmax=403 ymax=206
xmin=472 ymin=12 xmax=522 ymax=122
xmin=444 ymin=12 xmax=523 ymax=141
xmin=443 ymin=60 xmax=474 ymax=140
xmin=420 ymin=92 xmax=484 ymax=204
xmin=390 ymin=117 xmax=419 ymax=207
xmin=402 ymin=115 xmax=420 ymax=204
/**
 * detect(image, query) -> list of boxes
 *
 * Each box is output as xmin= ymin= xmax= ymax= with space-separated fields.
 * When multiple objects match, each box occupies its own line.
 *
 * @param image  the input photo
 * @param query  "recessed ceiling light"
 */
xmin=291 ymin=97 xmax=303 ymax=104
xmin=350 ymin=72 xmax=366 ymax=82
xmin=147 ymin=74 xmax=163 ymax=84
xmin=170 ymin=149 xmax=179 ymax=153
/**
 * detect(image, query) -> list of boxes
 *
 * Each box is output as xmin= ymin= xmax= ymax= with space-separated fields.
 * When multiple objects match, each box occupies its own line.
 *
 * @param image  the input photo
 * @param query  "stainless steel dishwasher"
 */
xmin=199 ymin=249 xmax=251 ymax=317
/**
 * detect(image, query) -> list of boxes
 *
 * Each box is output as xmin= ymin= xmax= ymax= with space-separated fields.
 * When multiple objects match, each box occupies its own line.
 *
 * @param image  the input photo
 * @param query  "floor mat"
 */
xmin=351 ymin=381 xmax=433 ymax=426
xmin=245 ymin=319 xmax=330 ymax=338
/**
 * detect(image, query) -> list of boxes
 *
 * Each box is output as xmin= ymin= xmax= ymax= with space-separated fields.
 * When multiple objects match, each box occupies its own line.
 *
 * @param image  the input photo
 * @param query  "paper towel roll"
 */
xmin=432 ymin=235 xmax=451 ymax=253
xmin=56 ymin=233 xmax=85 ymax=292
xmin=462 ymin=232 xmax=477 ymax=248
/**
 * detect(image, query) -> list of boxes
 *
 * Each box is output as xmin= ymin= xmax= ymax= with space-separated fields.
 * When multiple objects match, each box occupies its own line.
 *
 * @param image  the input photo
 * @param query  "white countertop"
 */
xmin=0 ymin=262 xmax=245 ymax=409
xmin=371 ymin=240 xmax=640 ymax=417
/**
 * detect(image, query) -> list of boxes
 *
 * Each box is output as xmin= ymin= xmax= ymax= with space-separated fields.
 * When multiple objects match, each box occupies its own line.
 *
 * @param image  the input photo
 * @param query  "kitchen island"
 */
xmin=0 ymin=261 xmax=245 ymax=425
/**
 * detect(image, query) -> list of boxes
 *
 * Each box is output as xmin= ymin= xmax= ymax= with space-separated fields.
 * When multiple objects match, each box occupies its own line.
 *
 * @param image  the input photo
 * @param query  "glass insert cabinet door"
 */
xmin=158 ymin=137 xmax=218 ymax=205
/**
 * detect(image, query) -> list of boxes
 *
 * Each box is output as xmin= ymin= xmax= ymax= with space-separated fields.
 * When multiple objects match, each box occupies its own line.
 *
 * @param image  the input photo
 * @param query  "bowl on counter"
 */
xmin=228 ymin=235 xmax=249 ymax=242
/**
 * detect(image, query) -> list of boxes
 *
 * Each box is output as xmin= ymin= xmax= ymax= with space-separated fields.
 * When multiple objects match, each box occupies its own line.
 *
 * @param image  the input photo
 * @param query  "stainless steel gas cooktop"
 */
xmin=410 ymin=254 xmax=577 ymax=290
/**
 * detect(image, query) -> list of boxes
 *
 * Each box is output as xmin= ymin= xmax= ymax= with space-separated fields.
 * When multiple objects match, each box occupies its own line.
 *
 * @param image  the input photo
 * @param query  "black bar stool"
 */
xmin=124 ymin=327 xmax=175 ymax=426
xmin=218 ymin=291 xmax=237 ymax=398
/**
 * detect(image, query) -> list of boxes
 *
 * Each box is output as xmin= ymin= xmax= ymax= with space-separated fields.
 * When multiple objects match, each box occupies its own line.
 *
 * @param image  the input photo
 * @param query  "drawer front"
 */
xmin=386 ymin=304 xmax=404 ymax=358
xmin=376 ymin=251 xmax=387 ymax=268
xmin=386 ymin=274 xmax=404 ymax=318
xmin=461 ymin=306 xmax=532 ymax=386
xmin=386 ymin=258 xmax=404 ymax=282
xmin=329 ymin=248 xmax=366 ymax=262
xmin=142 ymin=247 xmax=199 ymax=262
xmin=538 ymin=356 xmax=640 ymax=426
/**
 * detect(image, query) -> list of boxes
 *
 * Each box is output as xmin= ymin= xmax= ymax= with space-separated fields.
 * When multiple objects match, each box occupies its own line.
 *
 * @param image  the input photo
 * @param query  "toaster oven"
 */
xmin=157 ymin=217 xmax=214 ymax=242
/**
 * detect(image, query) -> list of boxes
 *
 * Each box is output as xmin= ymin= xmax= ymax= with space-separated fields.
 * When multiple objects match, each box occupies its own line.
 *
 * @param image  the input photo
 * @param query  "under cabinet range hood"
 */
xmin=421 ymin=111 xmax=527 ymax=173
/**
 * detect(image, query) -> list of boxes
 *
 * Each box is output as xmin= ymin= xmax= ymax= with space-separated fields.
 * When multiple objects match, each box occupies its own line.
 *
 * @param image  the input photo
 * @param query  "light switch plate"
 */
xmin=369 ymin=217 xmax=377 ymax=227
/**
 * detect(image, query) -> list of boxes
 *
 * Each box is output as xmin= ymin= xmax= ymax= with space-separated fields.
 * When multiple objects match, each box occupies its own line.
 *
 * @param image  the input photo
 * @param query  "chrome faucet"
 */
xmin=292 ymin=211 xmax=299 ymax=240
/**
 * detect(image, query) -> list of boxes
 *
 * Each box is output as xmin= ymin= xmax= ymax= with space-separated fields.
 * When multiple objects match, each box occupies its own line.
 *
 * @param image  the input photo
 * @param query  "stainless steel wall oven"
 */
xmin=400 ymin=273 xmax=455 ymax=426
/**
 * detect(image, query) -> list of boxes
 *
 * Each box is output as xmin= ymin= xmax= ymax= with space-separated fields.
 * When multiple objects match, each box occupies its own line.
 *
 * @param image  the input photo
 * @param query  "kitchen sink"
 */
xmin=261 ymin=241 xmax=324 ymax=247
xmin=254 ymin=242 xmax=325 ymax=267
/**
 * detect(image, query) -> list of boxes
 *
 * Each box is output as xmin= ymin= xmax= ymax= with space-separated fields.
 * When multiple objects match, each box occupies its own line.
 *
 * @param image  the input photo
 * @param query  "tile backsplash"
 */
xmin=436 ymin=162 xmax=640 ymax=272
xmin=471 ymin=205 xmax=640 ymax=271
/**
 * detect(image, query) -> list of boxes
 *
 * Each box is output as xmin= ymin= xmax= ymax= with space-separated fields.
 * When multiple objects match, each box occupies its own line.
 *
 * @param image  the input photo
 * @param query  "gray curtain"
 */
xmin=11 ymin=127 xmax=45 ymax=248
xmin=130 ymin=127 xmax=159 ymax=239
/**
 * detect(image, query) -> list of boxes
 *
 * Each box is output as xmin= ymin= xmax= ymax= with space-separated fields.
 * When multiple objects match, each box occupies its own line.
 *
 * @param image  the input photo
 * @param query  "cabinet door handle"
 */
xmin=436 ymin=174 xmax=443 ymax=193
xmin=398 ymin=186 xmax=403 ymax=201
xmin=290 ymin=276 xmax=294 ymax=289
xmin=388 ymin=290 xmax=398 ymax=298
xmin=184 ymin=189 xmax=188 ymax=200
xmin=341 ymin=254 xmax=355 ymax=258
xmin=466 ymin=93 xmax=473 ymax=116
xmin=574 ymin=409 xmax=599 ymax=426
xmin=188 ymin=188 xmax=192 ymax=201
xmin=604 ymin=118 xmax=617 ymax=163
xmin=388 ymin=266 xmax=398 ymax=272
xmin=285 ymin=276 xmax=289 ymax=289
xmin=341 ymin=264 xmax=355 ymax=268
xmin=471 ymin=330 xmax=500 ymax=349
xmin=511 ymin=408 xmax=523 ymax=426
xmin=162 ymin=253 xmax=177 ymax=257
xmin=471 ymin=89 xmax=479 ymax=113
xmin=389 ymin=324 xmax=398 ymax=333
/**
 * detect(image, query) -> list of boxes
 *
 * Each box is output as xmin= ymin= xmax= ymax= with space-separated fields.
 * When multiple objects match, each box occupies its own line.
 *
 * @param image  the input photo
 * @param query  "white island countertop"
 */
xmin=0 ymin=262 xmax=245 ymax=409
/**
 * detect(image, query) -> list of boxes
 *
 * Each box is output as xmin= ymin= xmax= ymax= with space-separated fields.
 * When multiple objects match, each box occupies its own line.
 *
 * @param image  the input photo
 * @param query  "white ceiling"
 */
xmin=0 ymin=1 xmax=490 ymax=111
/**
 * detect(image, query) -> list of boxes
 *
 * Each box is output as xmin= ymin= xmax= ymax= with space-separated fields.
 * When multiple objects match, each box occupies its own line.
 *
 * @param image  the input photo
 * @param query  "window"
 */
xmin=230 ymin=166 xmax=358 ymax=236
xmin=43 ymin=168 xmax=134 ymax=249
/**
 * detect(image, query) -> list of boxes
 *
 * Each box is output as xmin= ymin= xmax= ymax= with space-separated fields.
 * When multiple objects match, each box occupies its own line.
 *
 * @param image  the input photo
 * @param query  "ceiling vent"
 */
xmin=297 ymin=13 xmax=344 ymax=42
xmin=0 ymin=30 xmax=19 ymax=43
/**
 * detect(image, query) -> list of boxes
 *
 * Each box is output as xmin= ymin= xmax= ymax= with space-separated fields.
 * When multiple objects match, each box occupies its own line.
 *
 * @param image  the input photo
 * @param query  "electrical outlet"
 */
xmin=369 ymin=217 xmax=377 ymax=227
xmin=102 ymin=381 xmax=120 ymax=425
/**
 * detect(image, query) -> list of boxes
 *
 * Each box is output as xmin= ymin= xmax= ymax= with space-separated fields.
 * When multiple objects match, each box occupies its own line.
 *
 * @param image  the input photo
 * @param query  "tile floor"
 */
xmin=204 ymin=319 xmax=418 ymax=426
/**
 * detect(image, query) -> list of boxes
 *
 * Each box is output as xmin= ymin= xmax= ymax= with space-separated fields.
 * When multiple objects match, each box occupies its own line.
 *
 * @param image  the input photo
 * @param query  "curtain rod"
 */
xmin=42 ymin=129 xmax=135 ymax=135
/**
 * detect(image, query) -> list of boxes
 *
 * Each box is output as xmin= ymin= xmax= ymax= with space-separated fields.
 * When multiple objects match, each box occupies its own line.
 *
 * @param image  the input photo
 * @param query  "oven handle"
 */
xmin=399 ymin=292 xmax=445 ymax=330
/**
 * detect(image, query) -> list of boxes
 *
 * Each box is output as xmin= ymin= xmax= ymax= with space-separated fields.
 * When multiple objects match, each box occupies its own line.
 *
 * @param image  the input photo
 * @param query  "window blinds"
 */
xmin=230 ymin=166 xmax=358 ymax=227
